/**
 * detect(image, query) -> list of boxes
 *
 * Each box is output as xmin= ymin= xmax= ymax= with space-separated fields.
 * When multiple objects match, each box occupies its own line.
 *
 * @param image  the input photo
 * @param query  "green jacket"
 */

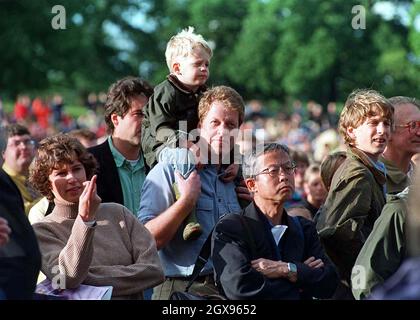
xmin=352 ymin=192 xmax=407 ymax=300
xmin=141 ymin=74 xmax=206 ymax=168
xmin=316 ymin=147 xmax=386 ymax=283
xmin=380 ymin=156 xmax=410 ymax=195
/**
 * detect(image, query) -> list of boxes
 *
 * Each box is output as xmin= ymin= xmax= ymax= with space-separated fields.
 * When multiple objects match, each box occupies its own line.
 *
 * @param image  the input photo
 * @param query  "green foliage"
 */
xmin=225 ymin=0 xmax=281 ymax=98
xmin=0 ymin=0 xmax=418 ymax=106
xmin=409 ymin=1 xmax=420 ymax=56
xmin=0 ymin=0 xmax=141 ymax=98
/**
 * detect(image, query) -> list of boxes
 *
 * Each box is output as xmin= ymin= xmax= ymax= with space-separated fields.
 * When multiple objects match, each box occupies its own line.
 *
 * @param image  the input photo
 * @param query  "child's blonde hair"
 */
xmin=339 ymin=89 xmax=394 ymax=146
xmin=165 ymin=26 xmax=213 ymax=72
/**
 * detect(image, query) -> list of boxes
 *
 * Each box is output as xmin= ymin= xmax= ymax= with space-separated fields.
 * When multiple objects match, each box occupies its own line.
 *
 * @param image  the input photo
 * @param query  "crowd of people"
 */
xmin=1 ymin=27 xmax=420 ymax=301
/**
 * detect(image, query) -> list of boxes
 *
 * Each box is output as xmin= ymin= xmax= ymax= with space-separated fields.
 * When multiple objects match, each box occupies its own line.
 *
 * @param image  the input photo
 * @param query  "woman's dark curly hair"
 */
xmin=29 ymin=134 xmax=97 ymax=201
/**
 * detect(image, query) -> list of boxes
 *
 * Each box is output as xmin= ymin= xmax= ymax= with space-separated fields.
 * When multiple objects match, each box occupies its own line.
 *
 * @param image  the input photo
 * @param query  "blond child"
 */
xmin=302 ymin=164 xmax=327 ymax=218
xmin=142 ymin=26 xmax=212 ymax=167
xmin=142 ymin=27 xmax=239 ymax=241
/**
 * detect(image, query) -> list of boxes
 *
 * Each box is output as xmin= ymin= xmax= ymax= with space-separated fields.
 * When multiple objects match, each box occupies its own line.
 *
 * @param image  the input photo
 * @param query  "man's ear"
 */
xmin=346 ymin=126 xmax=356 ymax=140
xmin=303 ymin=182 xmax=310 ymax=196
xmin=111 ymin=113 xmax=119 ymax=128
xmin=172 ymin=62 xmax=181 ymax=74
xmin=245 ymin=178 xmax=257 ymax=193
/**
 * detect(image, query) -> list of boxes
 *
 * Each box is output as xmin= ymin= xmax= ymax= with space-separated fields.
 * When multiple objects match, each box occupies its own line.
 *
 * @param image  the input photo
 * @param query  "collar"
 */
xmin=2 ymin=163 xmax=26 ymax=183
xmin=248 ymin=201 xmax=289 ymax=227
xmin=348 ymin=147 xmax=386 ymax=185
xmin=108 ymin=136 xmax=144 ymax=169
xmin=395 ymin=186 xmax=410 ymax=200
xmin=271 ymin=224 xmax=288 ymax=246
xmin=379 ymin=155 xmax=408 ymax=184
xmin=52 ymin=198 xmax=80 ymax=219
xmin=167 ymin=74 xmax=207 ymax=95
xmin=407 ymin=162 xmax=415 ymax=180
xmin=245 ymin=202 xmax=291 ymax=257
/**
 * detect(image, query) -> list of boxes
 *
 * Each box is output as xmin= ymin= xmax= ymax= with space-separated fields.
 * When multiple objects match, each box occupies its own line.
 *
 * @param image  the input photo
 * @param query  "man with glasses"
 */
xmin=381 ymin=96 xmax=420 ymax=194
xmin=211 ymin=143 xmax=338 ymax=299
xmin=0 ymin=126 xmax=41 ymax=299
xmin=2 ymin=124 xmax=40 ymax=214
xmin=352 ymin=96 xmax=420 ymax=299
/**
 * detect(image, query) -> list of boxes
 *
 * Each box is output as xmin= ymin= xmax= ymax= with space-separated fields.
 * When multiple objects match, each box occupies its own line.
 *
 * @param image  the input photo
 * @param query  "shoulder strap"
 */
xmin=185 ymin=213 xmax=259 ymax=292
xmin=185 ymin=229 xmax=213 ymax=292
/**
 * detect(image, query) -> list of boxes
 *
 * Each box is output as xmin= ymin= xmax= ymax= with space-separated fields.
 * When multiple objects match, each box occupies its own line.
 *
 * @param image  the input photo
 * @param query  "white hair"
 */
xmin=165 ymin=26 xmax=213 ymax=71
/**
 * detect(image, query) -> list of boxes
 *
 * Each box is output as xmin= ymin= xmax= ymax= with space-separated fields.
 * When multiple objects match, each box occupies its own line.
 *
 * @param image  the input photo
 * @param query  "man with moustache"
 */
xmin=211 ymin=143 xmax=338 ymax=300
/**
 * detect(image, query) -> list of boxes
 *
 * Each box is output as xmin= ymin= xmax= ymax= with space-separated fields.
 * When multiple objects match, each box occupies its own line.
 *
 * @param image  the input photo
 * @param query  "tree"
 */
xmin=225 ymin=0 xmax=418 ymax=104
xmin=1 ymin=0 xmax=418 ymax=104
xmin=0 ymin=0 xmax=142 ymax=98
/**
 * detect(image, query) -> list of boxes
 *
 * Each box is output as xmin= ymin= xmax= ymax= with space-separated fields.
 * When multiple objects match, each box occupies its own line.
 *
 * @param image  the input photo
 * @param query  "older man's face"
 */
xmin=250 ymin=150 xmax=295 ymax=204
xmin=198 ymin=101 xmax=239 ymax=163
xmin=390 ymin=103 xmax=420 ymax=157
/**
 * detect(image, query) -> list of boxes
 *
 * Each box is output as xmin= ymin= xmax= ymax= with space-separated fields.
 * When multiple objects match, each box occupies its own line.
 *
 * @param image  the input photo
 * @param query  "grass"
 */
xmin=64 ymin=105 xmax=88 ymax=118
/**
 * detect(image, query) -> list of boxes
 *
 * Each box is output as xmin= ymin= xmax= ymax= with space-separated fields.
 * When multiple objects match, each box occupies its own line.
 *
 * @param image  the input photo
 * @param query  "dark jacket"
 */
xmin=369 ymin=257 xmax=420 ymax=300
xmin=316 ymin=147 xmax=386 ymax=284
xmin=0 ymin=168 xmax=41 ymax=299
xmin=352 ymin=192 xmax=407 ymax=300
xmin=212 ymin=202 xmax=338 ymax=300
xmin=88 ymin=140 xmax=149 ymax=205
xmin=141 ymin=74 xmax=207 ymax=168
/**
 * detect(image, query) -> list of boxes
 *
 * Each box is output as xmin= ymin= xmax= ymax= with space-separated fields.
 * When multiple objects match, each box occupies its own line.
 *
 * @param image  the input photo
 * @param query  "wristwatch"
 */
xmin=287 ymin=263 xmax=298 ymax=282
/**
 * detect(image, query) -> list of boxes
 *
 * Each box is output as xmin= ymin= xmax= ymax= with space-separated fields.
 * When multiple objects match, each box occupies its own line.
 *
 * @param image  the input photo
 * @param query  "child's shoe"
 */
xmin=183 ymin=222 xmax=202 ymax=241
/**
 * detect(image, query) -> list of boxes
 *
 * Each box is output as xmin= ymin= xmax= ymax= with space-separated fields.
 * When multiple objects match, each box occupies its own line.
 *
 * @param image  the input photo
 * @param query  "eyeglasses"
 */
xmin=8 ymin=139 xmax=35 ymax=148
xmin=255 ymin=161 xmax=297 ymax=177
xmin=395 ymin=120 xmax=420 ymax=134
